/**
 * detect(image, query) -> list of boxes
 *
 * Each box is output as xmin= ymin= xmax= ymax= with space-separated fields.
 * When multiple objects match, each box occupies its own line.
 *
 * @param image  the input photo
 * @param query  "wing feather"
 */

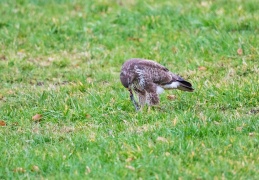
xmin=128 ymin=59 xmax=172 ymax=84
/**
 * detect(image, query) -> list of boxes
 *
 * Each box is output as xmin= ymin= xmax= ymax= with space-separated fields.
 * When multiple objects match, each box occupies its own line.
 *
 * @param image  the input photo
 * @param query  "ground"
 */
xmin=0 ymin=0 xmax=258 ymax=179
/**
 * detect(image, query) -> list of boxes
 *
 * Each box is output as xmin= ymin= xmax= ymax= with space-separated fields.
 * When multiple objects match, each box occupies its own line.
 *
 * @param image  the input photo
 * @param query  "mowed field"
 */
xmin=0 ymin=0 xmax=259 ymax=179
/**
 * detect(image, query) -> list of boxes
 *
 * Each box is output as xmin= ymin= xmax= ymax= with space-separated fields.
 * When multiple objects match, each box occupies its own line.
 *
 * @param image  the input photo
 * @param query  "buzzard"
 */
xmin=120 ymin=58 xmax=194 ymax=110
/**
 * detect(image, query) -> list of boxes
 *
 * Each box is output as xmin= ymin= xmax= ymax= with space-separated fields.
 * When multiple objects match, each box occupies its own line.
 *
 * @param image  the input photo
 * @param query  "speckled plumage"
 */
xmin=120 ymin=58 xmax=194 ymax=110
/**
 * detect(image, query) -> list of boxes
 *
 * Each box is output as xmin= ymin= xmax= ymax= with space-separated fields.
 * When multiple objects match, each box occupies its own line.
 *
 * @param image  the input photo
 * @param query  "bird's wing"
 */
xmin=126 ymin=59 xmax=193 ymax=90
xmin=134 ymin=59 xmax=172 ymax=84
xmin=155 ymin=69 xmax=193 ymax=91
xmin=137 ymin=59 xmax=169 ymax=72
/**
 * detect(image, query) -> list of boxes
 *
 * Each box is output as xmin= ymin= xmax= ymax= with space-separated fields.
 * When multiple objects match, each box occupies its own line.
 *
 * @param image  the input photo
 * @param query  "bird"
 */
xmin=120 ymin=58 xmax=194 ymax=111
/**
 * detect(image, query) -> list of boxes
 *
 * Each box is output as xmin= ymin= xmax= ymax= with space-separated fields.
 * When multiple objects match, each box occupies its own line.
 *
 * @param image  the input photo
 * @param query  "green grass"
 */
xmin=0 ymin=0 xmax=259 ymax=179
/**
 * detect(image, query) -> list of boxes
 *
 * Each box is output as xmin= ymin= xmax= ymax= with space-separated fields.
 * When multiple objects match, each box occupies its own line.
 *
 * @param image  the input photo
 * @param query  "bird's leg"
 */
xmin=128 ymin=89 xmax=140 ymax=111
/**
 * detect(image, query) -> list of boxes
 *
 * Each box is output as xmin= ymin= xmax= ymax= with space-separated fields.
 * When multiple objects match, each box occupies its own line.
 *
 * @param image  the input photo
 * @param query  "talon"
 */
xmin=129 ymin=88 xmax=139 ymax=111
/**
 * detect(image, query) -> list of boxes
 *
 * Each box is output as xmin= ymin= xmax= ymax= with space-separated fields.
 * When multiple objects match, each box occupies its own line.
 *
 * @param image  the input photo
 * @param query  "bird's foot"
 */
xmin=134 ymin=104 xmax=141 ymax=111
xmin=130 ymin=93 xmax=141 ymax=111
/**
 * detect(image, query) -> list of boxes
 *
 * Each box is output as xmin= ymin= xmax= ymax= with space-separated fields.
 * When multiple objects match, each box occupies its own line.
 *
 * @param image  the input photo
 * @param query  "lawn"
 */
xmin=0 ymin=0 xmax=259 ymax=179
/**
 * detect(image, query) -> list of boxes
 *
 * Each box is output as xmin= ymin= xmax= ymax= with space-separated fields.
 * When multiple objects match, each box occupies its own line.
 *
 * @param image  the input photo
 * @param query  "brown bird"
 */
xmin=120 ymin=58 xmax=194 ymax=111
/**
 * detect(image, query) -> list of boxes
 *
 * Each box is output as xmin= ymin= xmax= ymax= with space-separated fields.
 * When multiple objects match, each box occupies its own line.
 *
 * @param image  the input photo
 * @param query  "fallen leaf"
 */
xmin=173 ymin=118 xmax=177 ymax=126
xmin=249 ymin=132 xmax=255 ymax=137
xmin=0 ymin=55 xmax=6 ymax=61
xmin=237 ymin=48 xmax=243 ymax=55
xmin=167 ymin=95 xmax=176 ymax=101
xmin=127 ymin=37 xmax=142 ymax=42
xmin=31 ymin=165 xmax=40 ymax=172
xmin=85 ymin=166 xmax=91 ymax=174
xmin=236 ymin=127 xmax=243 ymax=131
xmin=125 ymin=157 xmax=134 ymax=162
xmin=32 ymin=114 xmax=42 ymax=122
xmin=0 ymin=120 xmax=6 ymax=126
xmin=13 ymin=167 xmax=26 ymax=173
xmin=87 ymin=77 xmax=93 ymax=83
xmin=171 ymin=47 xmax=178 ymax=53
xmin=125 ymin=165 xmax=135 ymax=171
xmin=8 ymin=90 xmax=15 ymax=95
xmin=198 ymin=66 xmax=207 ymax=71
xmin=156 ymin=136 xmax=168 ymax=143
xmin=48 ymin=57 xmax=55 ymax=61
xmin=214 ymin=121 xmax=220 ymax=125
xmin=191 ymin=151 xmax=195 ymax=157
xmin=165 ymin=152 xmax=170 ymax=156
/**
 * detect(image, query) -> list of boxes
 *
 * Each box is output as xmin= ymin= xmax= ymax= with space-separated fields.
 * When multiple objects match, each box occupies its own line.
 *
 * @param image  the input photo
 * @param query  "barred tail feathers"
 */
xmin=176 ymin=80 xmax=194 ymax=92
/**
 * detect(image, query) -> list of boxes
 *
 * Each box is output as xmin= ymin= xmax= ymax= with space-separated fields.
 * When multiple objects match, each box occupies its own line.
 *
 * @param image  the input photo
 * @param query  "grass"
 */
xmin=0 ymin=0 xmax=259 ymax=179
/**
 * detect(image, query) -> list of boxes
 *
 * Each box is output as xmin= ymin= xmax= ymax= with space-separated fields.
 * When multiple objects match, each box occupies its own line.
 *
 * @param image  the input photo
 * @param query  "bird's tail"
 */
xmin=176 ymin=80 xmax=194 ymax=92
